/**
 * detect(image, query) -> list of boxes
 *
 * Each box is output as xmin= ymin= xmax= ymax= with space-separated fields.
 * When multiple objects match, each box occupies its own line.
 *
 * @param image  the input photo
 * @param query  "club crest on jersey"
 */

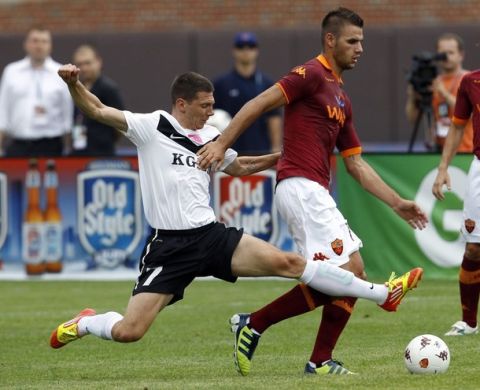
xmin=331 ymin=238 xmax=343 ymax=256
xmin=0 ymin=172 xmax=7 ymax=249
xmin=465 ymin=219 xmax=476 ymax=234
xmin=77 ymin=167 xmax=142 ymax=268
xmin=214 ymin=171 xmax=279 ymax=244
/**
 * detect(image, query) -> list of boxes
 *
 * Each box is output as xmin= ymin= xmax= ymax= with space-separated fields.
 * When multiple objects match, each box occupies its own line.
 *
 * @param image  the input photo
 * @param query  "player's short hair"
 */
xmin=170 ymin=72 xmax=214 ymax=104
xmin=437 ymin=32 xmax=465 ymax=53
xmin=321 ymin=7 xmax=364 ymax=48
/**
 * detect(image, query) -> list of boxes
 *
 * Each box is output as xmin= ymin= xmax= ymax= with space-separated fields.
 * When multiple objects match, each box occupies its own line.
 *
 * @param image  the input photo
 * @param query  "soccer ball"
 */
xmin=404 ymin=334 xmax=450 ymax=374
xmin=207 ymin=109 xmax=231 ymax=133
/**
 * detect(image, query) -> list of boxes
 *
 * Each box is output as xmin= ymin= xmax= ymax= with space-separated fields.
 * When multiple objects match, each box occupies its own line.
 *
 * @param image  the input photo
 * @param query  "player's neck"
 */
xmin=235 ymin=63 xmax=256 ymax=78
xmin=322 ymin=53 xmax=344 ymax=78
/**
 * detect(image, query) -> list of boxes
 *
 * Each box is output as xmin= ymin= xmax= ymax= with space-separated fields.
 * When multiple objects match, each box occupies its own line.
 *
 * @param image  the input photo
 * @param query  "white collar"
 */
xmin=159 ymin=110 xmax=220 ymax=146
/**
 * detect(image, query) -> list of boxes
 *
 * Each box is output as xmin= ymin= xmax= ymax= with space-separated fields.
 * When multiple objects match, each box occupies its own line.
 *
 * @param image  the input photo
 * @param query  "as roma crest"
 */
xmin=465 ymin=219 xmax=476 ymax=234
xmin=331 ymin=238 xmax=343 ymax=256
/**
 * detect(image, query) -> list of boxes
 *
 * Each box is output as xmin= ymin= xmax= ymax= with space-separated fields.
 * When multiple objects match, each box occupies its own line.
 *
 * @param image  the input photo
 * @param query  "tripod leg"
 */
xmin=408 ymin=109 xmax=423 ymax=153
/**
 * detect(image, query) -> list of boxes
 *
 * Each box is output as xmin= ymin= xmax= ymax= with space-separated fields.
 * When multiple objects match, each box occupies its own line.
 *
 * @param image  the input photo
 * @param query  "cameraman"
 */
xmin=406 ymin=33 xmax=473 ymax=152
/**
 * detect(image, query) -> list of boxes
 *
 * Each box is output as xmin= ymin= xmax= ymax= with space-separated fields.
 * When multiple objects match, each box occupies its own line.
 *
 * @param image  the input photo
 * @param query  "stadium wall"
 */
xmin=0 ymin=1 xmax=478 ymax=33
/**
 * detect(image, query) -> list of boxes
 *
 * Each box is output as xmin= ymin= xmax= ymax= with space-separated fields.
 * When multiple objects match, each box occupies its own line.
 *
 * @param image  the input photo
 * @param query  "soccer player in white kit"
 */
xmin=50 ymin=65 xmax=422 ymax=360
xmin=433 ymin=69 xmax=480 ymax=336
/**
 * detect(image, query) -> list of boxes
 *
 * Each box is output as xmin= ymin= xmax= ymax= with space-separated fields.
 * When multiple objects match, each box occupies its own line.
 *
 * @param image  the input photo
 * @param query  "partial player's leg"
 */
xmin=306 ymin=251 xmax=364 ymax=375
xmin=445 ymin=243 xmax=480 ymax=336
xmin=229 ymin=234 xmax=422 ymax=374
xmin=50 ymin=292 xmax=173 ymax=348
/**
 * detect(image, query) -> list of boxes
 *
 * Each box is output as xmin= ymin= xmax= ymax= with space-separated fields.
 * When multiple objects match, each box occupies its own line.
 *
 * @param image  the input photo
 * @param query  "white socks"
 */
xmin=78 ymin=312 xmax=123 ymax=340
xmin=299 ymin=260 xmax=388 ymax=304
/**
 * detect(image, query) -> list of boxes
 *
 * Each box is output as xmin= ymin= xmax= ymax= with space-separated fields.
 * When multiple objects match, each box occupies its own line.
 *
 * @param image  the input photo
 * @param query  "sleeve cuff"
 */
xmin=340 ymin=146 xmax=362 ymax=158
xmin=452 ymin=115 xmax=469 ymax=126
xmin=275 ymin=83 xmax=290 ymax=105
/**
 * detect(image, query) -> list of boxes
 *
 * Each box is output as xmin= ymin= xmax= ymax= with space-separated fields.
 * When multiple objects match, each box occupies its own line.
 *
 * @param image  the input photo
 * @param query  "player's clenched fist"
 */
xmin=58 ymin=64 xmax=80 ymax=85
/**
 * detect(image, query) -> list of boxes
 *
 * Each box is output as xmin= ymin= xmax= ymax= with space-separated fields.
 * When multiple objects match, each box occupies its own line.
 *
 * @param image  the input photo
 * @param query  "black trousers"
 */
xmin=6 ymin=136 xmax=63 ymax=157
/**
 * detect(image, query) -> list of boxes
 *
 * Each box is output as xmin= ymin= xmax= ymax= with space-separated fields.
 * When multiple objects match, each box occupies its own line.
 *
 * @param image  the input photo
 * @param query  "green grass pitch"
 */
xmin=1 ymin=279 xmax=480 ymax=389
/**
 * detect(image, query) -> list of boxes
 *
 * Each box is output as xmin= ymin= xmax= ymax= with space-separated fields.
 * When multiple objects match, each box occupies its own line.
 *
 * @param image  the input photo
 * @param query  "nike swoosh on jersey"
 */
xmin=170 ymin=134 xmax=185 ymax=140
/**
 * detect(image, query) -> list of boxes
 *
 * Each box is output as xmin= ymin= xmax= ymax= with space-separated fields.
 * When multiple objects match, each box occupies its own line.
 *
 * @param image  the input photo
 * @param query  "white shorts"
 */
xmin=462 ymin=156 xmax=480 ymax=243
xmin=275 ymin=177 xmax=362 ymax=266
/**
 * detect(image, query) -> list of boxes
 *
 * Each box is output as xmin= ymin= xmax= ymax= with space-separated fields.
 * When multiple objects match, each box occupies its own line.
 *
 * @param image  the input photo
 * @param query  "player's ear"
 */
xmin=324 ymin=32 xmax=336 ymax=49
xmin=176 ymin=98 xmax=187 ymax=113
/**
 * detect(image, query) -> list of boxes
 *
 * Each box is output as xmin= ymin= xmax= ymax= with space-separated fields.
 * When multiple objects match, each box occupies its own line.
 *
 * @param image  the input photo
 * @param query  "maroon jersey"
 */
xmin=452 ymin=70 xmax=480 ymax=159
xmin=276 ymin=54 xmax=362 ymax=189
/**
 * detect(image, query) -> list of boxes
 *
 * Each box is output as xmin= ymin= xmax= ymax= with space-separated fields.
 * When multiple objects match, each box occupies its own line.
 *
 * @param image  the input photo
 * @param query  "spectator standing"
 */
xmin=213 ymin=32 xmax=282 ymax=154
xmin=0 ymin=27 xmax=72 ymax=157
xmin=71 ymin=44 xmax=124 ymax=156
xmin=406 ymin=33 xmax=473 ymax=152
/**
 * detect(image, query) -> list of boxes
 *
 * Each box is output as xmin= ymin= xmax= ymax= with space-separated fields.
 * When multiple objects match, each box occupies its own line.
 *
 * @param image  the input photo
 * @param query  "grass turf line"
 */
xmin=1 ymin=279 xmax=480 ymax=389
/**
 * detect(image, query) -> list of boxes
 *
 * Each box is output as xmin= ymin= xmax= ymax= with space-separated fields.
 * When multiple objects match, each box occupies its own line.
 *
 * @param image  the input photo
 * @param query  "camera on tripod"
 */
xmin=407 ymin=51 xmax=448 ymax=107
xmin=406 ymin=51 xmax=447 ymax=152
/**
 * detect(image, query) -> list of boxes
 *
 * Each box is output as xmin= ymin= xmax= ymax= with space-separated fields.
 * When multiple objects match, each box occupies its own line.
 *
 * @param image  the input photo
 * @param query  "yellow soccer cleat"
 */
xmin=304 ymin=360 xmax=355 ymax=375
xmin=379 ymin=267 xmax=423 ymax=312
xmin=230 ymin=313 xmax=260 ymax=376
xmin=50 ymin=308 xmax=96 ymax=349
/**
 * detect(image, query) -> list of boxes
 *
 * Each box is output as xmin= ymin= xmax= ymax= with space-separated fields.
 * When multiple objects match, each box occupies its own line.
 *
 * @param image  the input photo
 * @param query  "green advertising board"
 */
xmin=336 ymin=153 xmax=473 ymax=280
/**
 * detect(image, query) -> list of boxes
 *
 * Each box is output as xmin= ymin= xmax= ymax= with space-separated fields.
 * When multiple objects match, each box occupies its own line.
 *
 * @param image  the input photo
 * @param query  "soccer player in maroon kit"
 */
xmin=433 ymin=69 xmax=480 ymax=336
xmin=198 ymin=7 xmax=427 ymax=375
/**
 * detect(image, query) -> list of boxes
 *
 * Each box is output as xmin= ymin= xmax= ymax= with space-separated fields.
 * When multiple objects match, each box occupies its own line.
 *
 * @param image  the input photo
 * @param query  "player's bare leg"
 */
xmin=50 ymin=292 xmax=173 ymax=348
xmin=445 ymin=243 xmax=480 ymax=336
xmin=112 ymin=292 xmax=173 ymax=342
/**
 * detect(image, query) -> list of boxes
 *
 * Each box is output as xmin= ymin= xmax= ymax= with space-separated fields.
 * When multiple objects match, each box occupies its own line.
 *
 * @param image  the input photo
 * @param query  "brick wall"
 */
xmin=0 ymin=0 xmax=479 ymax=34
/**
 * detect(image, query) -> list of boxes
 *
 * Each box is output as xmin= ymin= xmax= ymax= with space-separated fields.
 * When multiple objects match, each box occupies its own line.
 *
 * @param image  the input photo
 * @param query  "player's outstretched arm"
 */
xmin=197 ymin=85 xmax=286 ymax=171
xmin=58 ymin=64 xmax=127 ymax=133
xmin=344 ymin=153 xmax=428 ymax=229
xmin=432 ymin=122 xmax=465 ymax=200
xmin=223 ymin=152 xmax=281 ymax=177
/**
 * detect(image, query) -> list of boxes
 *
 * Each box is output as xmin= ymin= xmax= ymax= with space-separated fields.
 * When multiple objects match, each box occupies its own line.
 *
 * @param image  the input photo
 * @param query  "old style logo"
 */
xmin=77 ymin=169 xmax=142 ymax=268
xmin=465 ymin=219 xmax=475 ymax=233
xmin=331 ymin=238 xmax=344 ymax=256
xmin=214 ymin=171 xmax=279 ymax=244
xmin=0 ymin=172 xmax=7 ymax=249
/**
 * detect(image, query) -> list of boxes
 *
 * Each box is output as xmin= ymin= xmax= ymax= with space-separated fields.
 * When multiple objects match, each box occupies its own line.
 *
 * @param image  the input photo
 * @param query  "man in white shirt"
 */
xmin=49 ymin=65 xmax=423 ymax=361
xmin=0 ymin=27 xmax=73 ymax=156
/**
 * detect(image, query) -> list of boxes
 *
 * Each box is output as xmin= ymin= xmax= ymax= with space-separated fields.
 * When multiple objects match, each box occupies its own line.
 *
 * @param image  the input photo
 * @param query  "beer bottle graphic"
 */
xmin=23 ymin=159 xmax=45 ymax=275
xmin=44 ymin=160 xmax=63 ymax=272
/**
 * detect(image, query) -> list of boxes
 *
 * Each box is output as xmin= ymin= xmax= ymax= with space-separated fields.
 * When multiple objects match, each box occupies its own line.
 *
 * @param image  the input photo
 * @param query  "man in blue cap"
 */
xmin=213 ymin=32 xmax=282 ymax=154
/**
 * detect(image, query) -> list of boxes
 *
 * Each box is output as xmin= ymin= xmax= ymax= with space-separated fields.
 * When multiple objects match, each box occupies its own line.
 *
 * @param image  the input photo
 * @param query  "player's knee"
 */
xmin=112 ymin=323 xmax=146 ymax=343
xmin=465 ymin=243 xmax=480 ymax=260
xmin=274 ymin=253 xmax=304 ymax=277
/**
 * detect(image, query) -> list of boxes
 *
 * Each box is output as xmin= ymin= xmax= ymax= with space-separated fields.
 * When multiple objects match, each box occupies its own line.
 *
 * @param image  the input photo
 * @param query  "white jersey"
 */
xmin=124 ymin=110 xmax=238 ymax=230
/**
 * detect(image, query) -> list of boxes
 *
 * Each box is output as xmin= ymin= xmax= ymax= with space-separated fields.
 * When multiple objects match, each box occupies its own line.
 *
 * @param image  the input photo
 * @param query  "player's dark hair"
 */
xmin=170 ymin=72 xmax=214 ymax=104
xmin=321 ymin=7 xmax=363 ymax=48
xmin=437 ymin=32 xmax=465 ymax=53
